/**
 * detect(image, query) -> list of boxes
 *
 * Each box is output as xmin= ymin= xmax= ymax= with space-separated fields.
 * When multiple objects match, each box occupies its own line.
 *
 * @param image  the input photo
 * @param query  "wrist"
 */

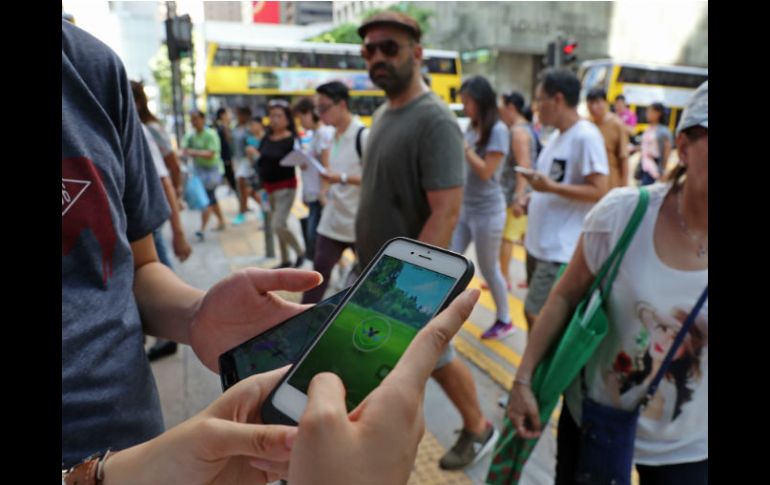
xmin=340 ymin=173 xmax=348 ymax=185
xmin=514 ymin=376 xmax=531 ymax=387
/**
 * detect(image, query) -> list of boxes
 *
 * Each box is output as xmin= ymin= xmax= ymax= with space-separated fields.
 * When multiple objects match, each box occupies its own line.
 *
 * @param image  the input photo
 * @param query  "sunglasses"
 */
xmin=268 ymin=99 xmax=290 ymax=108
xmin=361 ymin=39 xmax=403 ymax=60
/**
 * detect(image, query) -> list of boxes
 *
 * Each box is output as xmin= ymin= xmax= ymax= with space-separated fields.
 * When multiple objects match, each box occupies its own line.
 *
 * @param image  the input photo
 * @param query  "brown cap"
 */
xmin=357 ymin=11 xmax=421 ymax=42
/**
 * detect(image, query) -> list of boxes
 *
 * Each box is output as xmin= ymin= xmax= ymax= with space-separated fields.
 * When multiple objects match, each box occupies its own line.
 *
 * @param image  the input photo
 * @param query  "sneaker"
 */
xmin=497 ymin=394 xmax=509 ymax=409
xmin=439 ymin=423 xmax=499 ymax=470
xmin=195 ymin=231 xmax=205 ymax=242
xmin=232 ymin=213 xmax=246 ymax=225
xmin=481 ymin=320 xmax=516 ymax=340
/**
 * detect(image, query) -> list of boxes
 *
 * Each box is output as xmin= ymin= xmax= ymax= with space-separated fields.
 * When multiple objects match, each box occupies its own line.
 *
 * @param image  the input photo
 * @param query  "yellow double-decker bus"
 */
xmin=204 ymin=39 xmax=462 ymax=125
xmin=577 ymin=60 xmax=708 ymax=135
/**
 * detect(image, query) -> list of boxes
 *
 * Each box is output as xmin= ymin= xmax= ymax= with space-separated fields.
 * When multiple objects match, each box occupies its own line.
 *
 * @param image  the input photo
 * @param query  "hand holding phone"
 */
xmin=189 ymin=268 xmax=323 ymax=373
xmin=262 ymin=238 xmax=474 ymax=425
xmin=289 ymin=288 xmax=481 ymax=484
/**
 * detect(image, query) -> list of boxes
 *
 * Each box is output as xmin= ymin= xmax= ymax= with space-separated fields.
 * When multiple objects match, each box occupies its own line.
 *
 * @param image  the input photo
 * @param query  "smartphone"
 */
xmin=262 ymin=237 xmax=474 ymax=425
xmin=219 ymin=289 xmax=349 ymax=392
xmin=514 ymin=166 xmax=535 ymax=176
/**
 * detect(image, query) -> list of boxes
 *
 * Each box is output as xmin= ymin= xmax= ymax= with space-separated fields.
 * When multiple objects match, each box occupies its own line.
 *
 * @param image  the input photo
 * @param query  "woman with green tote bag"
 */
xmin=493 ymin=81 xmax=708 ymax=485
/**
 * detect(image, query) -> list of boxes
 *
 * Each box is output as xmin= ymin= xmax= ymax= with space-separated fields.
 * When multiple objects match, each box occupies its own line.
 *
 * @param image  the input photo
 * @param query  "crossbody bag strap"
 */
xmin=639 ymin=286 xmax=708 ymax=409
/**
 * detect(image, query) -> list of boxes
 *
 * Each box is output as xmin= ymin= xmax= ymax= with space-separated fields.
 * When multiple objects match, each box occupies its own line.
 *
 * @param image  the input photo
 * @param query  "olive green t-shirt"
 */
xmin=355 ymin=92 xmax=465 ymax=267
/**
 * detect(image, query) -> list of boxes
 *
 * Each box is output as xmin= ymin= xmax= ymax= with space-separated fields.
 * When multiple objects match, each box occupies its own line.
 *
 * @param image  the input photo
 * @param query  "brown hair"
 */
xmin=129 ymin=80 xmax=159 ymax=124
xmin=664 ymin=125 xmax=707 ymax=189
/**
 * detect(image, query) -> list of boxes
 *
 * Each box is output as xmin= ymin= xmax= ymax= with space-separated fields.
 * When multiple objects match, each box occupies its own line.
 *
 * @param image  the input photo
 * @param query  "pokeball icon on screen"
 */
xmin=352 ymin=316 xmax=391 ymax=352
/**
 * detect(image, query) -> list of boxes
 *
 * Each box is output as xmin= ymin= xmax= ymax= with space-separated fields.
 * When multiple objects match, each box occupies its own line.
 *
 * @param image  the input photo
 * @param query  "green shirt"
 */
xmin=355 ymin=92 xmax=465 ymax=267
xmin=183 ymin=127 xmax=223 ymax=172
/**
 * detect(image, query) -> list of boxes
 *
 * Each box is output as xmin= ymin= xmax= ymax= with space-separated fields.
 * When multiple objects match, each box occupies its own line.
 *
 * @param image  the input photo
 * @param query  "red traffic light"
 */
xmin=563 ymin=42 xmax=577 ymax=55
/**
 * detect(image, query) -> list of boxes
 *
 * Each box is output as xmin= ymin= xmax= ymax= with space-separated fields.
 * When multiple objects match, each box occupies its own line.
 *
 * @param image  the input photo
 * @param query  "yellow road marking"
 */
xmin=461 ymin=320 xmax=522 ymax=368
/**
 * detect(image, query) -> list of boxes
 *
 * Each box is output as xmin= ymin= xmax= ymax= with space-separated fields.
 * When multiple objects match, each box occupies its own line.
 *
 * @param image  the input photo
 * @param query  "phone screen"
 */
xmin=220 ymin=290 xmax=347 ymax=390
xmin=287 ymin=255 xmax=457 ymax=410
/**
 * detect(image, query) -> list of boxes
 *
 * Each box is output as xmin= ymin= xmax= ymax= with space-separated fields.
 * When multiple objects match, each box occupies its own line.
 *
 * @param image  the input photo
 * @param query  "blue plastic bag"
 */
xmin=184 ymin=172 xmax=210 ymax=211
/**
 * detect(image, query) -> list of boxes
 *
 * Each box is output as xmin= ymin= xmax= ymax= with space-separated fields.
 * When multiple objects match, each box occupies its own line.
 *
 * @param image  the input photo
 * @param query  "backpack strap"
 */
xmin=355 ymin=126 xmax=366 ymax=161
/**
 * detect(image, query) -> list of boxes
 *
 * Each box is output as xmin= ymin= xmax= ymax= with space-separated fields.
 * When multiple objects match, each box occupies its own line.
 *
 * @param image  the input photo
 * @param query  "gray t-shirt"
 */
xmin=355 ymin=92 xmax=464 ymax=267
xmin=463 ymin=120 xmax=509 ymax=215
xmin=145 ymin=121 xmax=174 ymax=157
xmin=62 ymin=20 xmax=169 ymax=468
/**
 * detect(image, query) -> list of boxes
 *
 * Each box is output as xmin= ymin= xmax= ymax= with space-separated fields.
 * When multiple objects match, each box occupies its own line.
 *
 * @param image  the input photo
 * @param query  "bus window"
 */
xmin=349 ymin=96 xmax=386 ymax=117
xmin=214 ymin=48 xmax=235 ymax=66
xmin=243 ymin=50 xmax=259 ymax=67
xmin=424 ymin=56 xmax=457 ymax=75
xmin=617 ymin=67 xmax=707 ymax=88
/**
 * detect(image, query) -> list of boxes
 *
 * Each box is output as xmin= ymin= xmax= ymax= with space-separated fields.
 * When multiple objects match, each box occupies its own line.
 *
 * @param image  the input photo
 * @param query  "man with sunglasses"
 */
xmin=354 ymin=11 xmax=498 ymax=471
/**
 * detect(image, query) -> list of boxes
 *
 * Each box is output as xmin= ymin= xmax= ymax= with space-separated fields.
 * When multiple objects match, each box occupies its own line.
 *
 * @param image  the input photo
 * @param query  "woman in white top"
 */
xmin=507 ymin=82 xmax=708 ymax=483
xmin=302 ymin=82 xmax=367 ymax=304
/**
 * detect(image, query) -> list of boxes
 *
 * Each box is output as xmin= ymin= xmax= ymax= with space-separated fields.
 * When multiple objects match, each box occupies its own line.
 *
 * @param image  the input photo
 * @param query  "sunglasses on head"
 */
xmin=268 ymin=99 xmax=289 ymax=108
xmin=361 ymin=39 xmax=403 ymax=60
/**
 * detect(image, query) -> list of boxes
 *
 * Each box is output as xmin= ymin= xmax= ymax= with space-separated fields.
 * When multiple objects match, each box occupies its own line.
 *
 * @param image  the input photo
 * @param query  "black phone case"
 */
xmin=260 ymin=237 xmax=475 ymax=426
xmin=218 ymin=289 xmax=351 ymax=392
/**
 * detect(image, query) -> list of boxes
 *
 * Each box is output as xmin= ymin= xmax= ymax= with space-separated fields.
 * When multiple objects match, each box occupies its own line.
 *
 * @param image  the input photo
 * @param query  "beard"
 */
xmin=369 ymin=59 xmax=414 ymax=97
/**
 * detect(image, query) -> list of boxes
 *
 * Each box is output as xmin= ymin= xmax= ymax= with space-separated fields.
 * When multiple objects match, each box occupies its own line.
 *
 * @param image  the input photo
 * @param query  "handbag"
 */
xmin=184 ymin=167 xmax=210 ymax=211
xmin=575 ymin=286 xmax=709 ymax=485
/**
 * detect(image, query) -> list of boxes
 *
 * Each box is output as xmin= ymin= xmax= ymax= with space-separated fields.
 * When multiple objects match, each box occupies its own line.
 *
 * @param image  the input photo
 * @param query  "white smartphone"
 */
xmin=514 ymin=166 xmax=535 ymax=176
xmin=262 ymin=237 xmax=474 ymax=425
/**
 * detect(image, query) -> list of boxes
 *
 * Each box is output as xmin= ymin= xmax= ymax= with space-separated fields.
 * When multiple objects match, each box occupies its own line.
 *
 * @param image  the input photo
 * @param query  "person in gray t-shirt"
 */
xmin=355 ymin=11 xmax=498 ymax=471
xmin=451 ymin=76 xmax=514 ymax=341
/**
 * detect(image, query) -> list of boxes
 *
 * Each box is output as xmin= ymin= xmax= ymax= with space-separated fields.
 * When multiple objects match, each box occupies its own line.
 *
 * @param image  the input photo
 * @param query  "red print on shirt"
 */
xmin=62 ymin=157 xmax=117 ymax=284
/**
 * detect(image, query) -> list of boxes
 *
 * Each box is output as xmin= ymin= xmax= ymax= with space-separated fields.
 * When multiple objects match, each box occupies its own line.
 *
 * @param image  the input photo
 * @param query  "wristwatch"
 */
xmin=62 ymin=450 xmax=113 ymax=485
xmin=340 ymin=173 xmax=348 ymax=185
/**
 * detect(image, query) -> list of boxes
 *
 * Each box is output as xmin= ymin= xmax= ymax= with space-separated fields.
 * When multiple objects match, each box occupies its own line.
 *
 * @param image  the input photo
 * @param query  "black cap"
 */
xmin=358 ymin=11 xmax=421 ymax=42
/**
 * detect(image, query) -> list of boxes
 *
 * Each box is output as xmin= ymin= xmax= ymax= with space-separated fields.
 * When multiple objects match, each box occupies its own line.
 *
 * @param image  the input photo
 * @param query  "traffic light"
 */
xmin=166 ymin=15 xmax=193 ymax=61
xmin=544 ymin=41 xmax=556 ymax=68
xmin=560 ymin=38 xmax=578 ymax=66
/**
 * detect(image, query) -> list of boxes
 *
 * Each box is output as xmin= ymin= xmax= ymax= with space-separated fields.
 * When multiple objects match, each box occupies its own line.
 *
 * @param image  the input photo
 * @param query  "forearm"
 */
xmin=187 ymin=149 xmax=215 ymax=159
xmin=550 ymin=181 xmax=607 ymax=203
xmin=465 ymin=149 xmax=496 ymax=181
xmin=163 ymin=152 xmax=183 ymax=194
xmin=514 ymin=173 xmax=529 ymax=199
xmin=102 ymin=441 xmax=155 ymax=485
xmin=418 ymin=209 xmax=458 ymax=248
xmin=134 ymin=261 xmax=204 ymax=343
xmin=161 ymin=177 xmax=183 ymax=235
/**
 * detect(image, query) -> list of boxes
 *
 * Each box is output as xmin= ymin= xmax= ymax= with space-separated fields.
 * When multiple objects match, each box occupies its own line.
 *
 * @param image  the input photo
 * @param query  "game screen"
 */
xmin=230 ymin=291 xmax=346 ymax=380
xmin=288 ymin=255 xmax=456 ymax=409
